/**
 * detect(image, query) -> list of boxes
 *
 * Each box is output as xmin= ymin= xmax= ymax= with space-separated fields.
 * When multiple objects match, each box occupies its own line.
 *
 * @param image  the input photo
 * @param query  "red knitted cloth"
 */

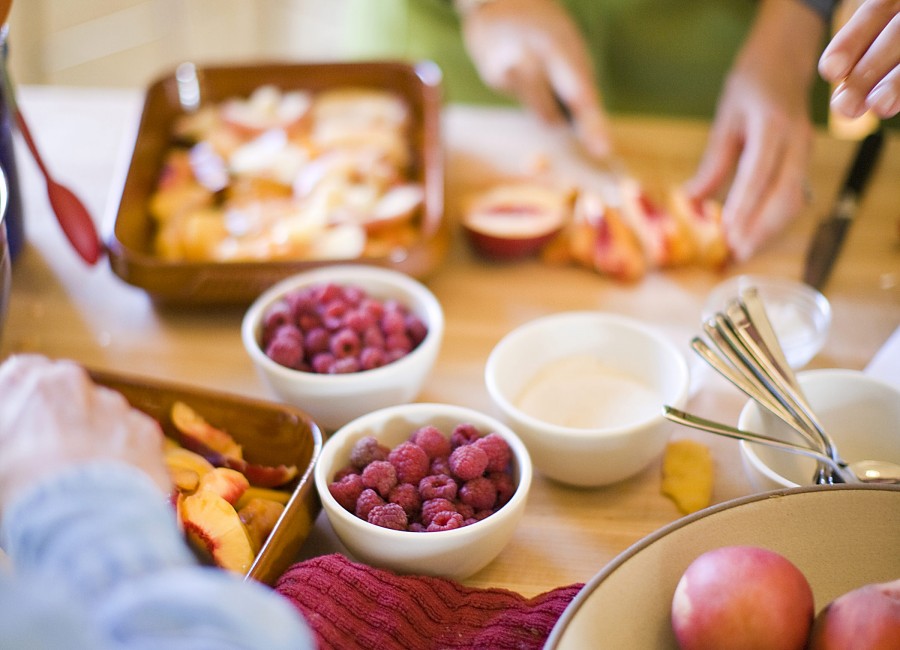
xmin=275 ymin=554 xmax=584 ymax=650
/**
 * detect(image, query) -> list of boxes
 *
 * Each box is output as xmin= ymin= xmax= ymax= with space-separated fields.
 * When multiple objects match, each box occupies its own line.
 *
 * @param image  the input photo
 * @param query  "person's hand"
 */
xmin=458 ymin=0 xmax=612 ymax=160
xmin=819 ymin=0 xmax=900 ymax=119
xmin=685 ymin=0 xmax=825 ymax=262
xmin=0 ymin=355 xmax=171 ymax=510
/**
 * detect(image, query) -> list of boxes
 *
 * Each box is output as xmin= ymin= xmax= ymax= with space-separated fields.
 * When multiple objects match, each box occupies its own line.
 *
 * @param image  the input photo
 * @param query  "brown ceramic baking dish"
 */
xmin=107 ymin=60 xmax=447 ymax=306
xmin=89 ymin=368 xmax=323 ymax=586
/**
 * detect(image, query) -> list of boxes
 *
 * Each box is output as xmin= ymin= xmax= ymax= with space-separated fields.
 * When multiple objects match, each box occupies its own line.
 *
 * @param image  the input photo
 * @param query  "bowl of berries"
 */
xmin=314 ymin=402 xmax=532 ymax=581
xmin=242 ymin=265 xmax=444 ymax=431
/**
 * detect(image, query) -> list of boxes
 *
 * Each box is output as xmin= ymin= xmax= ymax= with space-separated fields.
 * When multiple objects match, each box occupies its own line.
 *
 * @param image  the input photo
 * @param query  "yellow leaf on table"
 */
xmin=661 ymin=439 xmax=714 ymax=515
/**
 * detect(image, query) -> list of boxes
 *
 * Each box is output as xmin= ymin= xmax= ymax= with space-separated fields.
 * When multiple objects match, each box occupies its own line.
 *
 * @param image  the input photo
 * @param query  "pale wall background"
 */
xmin=7 ymin=0 xmax=359 ymax=87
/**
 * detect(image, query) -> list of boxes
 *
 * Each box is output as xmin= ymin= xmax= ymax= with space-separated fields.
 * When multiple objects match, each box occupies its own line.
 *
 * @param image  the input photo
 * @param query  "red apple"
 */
xmin=671 ymin=545 xmax=814 ymax=650
xmin=461 ymin=183 xmax=573 ymax=260
xmin=808 ymin=579 xmax=900 ymax=649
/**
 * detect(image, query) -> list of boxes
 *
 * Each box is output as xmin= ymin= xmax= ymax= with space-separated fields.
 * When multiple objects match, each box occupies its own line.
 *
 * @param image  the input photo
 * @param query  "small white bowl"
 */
xmin=485 ymin=312 xmax=690 ymax=487
xmin=242 ymin=265 xmax=444 ymax=432
xmin=738 ymin=369 xmax=900 ymax=490
xmin=701 ymin=275 xmax=831 ymax=368
xmin=314 ymin=402 xmax=532 ymax=581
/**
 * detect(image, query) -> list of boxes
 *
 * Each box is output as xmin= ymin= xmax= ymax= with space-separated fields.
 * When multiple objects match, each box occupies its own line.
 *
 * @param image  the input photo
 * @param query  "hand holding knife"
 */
xmin=802 ymin=127 xmax=885 ymax=290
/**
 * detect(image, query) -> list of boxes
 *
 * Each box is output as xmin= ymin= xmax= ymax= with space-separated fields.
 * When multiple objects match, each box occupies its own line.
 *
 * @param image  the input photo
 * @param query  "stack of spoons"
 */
xmin=664 ymin=285 xmax=900 ymax=485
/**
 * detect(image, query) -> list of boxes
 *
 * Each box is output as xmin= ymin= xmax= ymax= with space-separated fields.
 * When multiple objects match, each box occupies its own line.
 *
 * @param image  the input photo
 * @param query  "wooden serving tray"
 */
xmin=90 ymin=368 xmax=323 ymax=585
xmin=106 ymin=60 xmax=448 ymax=306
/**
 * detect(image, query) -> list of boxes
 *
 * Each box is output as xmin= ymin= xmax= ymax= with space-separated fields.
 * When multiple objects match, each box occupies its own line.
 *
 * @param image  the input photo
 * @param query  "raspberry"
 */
xmin=328 ymin=472 xmax=364 ymax=512
xmin=420 ymin=498 xmax=456 ymax=526
xmin=332 ymin=466 xmax=360 ymax=482
xmin=261 ymin=300 xmax=293 ymax=344
xmin=264 ymin=327 xmax=305 ymax=369
xmin=362 ymin=326 xmax=386 ymax=349
xmin=388 ymin=441 xmax=430 ymax=485
xmin=459 ymin=476 xmax=497 ymax=511
xmin=361 ymin=460 xmax=397 ymax=497
xmin=311 ymin=352 xmax=336 ymax=374
xmin=449 ymin=444 xmax=489 ymax=481
xmin=330 ymin=356 xmax=360 ymax=374
xmin=330 ymin=327 xmax=361 ymax=359
xmin=489 ymin=471 xmax=516 ymax=507
xmin=354 ymin=488 xmax=385 ymax=520
xmin=406 ymin=315 xmax=428 ymax=346
xmin=410 ymin=425 xmax=451 ymax=459
xmin=359 ymin=347 xmax=386 ymax=371
xmin=418 ymin=473 xmax=458 ymax=501
xmin=388 ymin=482 xmax=421 ymax=518
xmin=304 ymin=327 xmax=330 ymax=356
xmin=473 ymin=433 xmax=512 ymax=473
xmin=430 ymin=456 xmax=452 ymax=476
xmin=450 ymin=423 xmax=482 ymax=448
xmin=367 ymin=503 xmax=408 ymax=531
xmin=350 ymin=436 xmax=390 ymax=469
xmin=360 ymin=297 xmax=384 ymax=321
xmin=455 ymin=502 xmax=475 ymax=521
xmin=381 ymin=309 xmax=406 ymax=336
xmin=426 ymin=510 xmax=464 ymax=532
xmin=344 ymin=308 xmax=375 ymax=334
xmin=341 ymin=285 xmax=365 ymax=306
xmin=408 ymin=522 xmax=426 ymax=533
xmin=385 ymin=332 xmax=412 ymax=355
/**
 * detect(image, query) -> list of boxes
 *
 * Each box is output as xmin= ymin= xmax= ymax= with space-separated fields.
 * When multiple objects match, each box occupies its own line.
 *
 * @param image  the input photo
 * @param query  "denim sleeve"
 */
xmin=0 ymin=462 xmax=315 ymax=650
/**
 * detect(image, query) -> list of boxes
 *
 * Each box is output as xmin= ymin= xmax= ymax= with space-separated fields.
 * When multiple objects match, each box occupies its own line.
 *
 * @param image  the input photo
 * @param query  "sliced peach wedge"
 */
xmin=180 ymin=490 xmax=256 ymax=574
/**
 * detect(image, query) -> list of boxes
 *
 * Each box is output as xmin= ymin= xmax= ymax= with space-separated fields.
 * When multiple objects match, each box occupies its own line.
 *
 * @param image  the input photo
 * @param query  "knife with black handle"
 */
xmin=802 ymin=128 xmax=885 ymax=290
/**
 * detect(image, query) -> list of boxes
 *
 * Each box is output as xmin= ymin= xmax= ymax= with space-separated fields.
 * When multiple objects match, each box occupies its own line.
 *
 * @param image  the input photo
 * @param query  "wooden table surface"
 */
xmin=2 ymin=86 xmax=898 ymax=596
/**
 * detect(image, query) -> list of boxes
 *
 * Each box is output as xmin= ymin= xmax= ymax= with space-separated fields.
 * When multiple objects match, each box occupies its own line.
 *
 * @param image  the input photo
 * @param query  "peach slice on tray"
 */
xmin=180 ymin=490 xmax=256 ymax=574
xmin=238 ymin=497 xmax=287 ymax=553
xmin=197 ymin=467 xmax=250 ymax=506
xmin=170 ymin=402 xmax=299 ymax=489
xmin=461 ymin=182 xmax=574 ymax=260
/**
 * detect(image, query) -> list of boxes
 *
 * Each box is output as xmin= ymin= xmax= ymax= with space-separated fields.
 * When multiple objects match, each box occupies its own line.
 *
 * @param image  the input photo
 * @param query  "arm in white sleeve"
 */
xmin=0 ymin=462 xmax=315 ymax=650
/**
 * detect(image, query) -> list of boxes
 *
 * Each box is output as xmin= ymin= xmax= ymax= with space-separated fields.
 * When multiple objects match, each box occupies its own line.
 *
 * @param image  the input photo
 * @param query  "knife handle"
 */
xmin=845 ymin=128 xmax=885 ymax=195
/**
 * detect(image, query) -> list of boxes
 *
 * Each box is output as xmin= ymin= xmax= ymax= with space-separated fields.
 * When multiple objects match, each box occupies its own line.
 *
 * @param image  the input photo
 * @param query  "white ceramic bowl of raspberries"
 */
xmin=314 ymin=402 xmax=533 ymax=581
xmin=242 ymin=265 xmax=444 ymax=432
xmin=485 ymin=311 xmax=690 ymax=487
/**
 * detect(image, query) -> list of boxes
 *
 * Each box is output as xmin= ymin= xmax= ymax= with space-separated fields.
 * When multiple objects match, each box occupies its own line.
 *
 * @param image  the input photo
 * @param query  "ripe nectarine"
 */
xmin=808 ymin=578 xmax=900 ymax=649
xmin=671 ymin=545 xmax=814 ymax=650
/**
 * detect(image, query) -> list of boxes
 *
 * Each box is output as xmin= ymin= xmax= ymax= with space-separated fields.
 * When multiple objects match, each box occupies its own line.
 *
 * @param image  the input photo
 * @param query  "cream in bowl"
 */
xmin=485 ymin=312 xmax=690 ymax=487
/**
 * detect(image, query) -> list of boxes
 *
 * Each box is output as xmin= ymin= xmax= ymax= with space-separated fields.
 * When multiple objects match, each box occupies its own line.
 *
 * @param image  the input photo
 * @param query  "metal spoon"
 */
xmin=663 ymin=406 xmax=857 ymax=483
xmin=663 ymin=406 xmax=900 ymax=484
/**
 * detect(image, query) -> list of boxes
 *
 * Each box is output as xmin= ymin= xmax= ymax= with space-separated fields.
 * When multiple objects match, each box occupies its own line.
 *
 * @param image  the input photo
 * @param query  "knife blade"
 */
xmin=803 ymin=127 xmax=885 ymax=290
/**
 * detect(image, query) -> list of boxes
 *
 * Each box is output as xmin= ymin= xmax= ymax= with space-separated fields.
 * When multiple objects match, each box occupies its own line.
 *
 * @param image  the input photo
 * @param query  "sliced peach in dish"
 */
xmin=180 ymin=490 xmax=256 ymax=574
xmin=238 ymin=497 xmax=287 ymax=553
xmin=171 ymin=401 xmax=243 ymax=460
xmin=197 ymin=467 xmax=250 ymax=506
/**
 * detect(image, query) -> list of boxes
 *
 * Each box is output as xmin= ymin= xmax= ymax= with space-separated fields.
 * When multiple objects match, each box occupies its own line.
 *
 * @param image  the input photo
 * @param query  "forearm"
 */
xmin=1 ymin=462 xmax=314 ymax=649
xmin=734 ymin=0 xmax=828 ymax=93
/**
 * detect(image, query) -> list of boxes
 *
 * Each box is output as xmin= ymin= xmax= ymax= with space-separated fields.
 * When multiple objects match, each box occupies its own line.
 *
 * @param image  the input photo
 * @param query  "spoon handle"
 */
xmin=662 ymin=406 xmax=858 ymax=484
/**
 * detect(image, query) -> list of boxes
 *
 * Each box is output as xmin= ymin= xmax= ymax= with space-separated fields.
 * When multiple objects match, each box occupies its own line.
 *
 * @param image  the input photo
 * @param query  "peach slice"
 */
xmin=198 ymin=467 xmax=250 ymax=506
xmin=617 ymin=177 xmax=693 ymax=268
xmin=164 ymin=447 xmax=215 ymax=493
xmin=667 ymin=186 xmax=729 ymax=269
xmin=238 ymin=497 xmax=286 ymax=553
xmin=180 ymin=490 xmax=256 ymax=574
xmin=235 ymin=486 xmax=292 ymax=510
xmin=171 ymin=401 xmax=243 ymax=460
xmin=571 ymin=191 xmax=646 ymax=282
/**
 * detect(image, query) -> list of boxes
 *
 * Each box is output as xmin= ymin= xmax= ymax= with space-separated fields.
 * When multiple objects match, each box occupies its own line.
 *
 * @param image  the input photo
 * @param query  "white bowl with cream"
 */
xmin=485 ymin=312 xmax=690 ymax=487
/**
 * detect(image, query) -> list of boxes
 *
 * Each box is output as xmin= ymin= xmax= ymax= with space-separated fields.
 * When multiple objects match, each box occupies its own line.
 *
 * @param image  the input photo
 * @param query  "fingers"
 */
xmin=724 ymin=121 xmax=812 ymax=261
xmin=683 ymin=114 xmax=743 ymax=200
xmin=821 ymin=2 xmax=900 ymax=118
